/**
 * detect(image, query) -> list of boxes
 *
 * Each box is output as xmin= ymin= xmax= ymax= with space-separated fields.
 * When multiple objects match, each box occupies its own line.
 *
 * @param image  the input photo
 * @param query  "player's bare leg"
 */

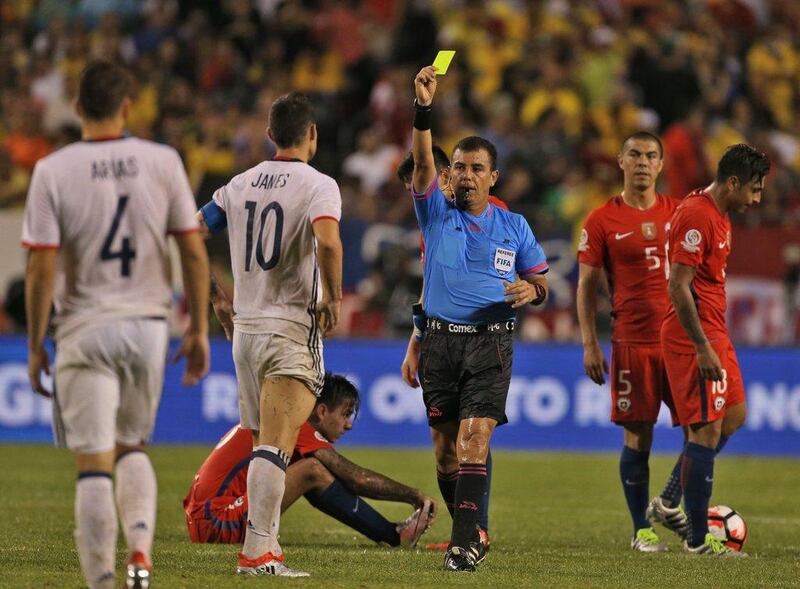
xmin=238 ymin=375 xmax=316 ymax=577
xmin=280 ymin=457 xmax=335 ymax=511
xmin=621 ymin=423 xmax=667 ymax=552
xmin=444 ymin=417 xmax=496 ymax=571
xmin=114 ymin=443 xmax=156 ymax=589
xmin=74 ymin=450 xmax=118 ymax=589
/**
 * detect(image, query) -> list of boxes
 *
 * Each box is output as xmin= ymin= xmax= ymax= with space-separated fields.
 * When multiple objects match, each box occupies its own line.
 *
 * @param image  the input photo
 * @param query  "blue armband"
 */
xmin=412 ymin=303 xmax=426 ymax=342
xmin=200 ymin=201 xmax=228 ymax=234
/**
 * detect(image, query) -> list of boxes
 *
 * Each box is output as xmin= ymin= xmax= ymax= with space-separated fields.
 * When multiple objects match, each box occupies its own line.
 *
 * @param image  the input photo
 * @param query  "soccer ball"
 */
xmin=708 ymin=505 xmax=747 ymax=551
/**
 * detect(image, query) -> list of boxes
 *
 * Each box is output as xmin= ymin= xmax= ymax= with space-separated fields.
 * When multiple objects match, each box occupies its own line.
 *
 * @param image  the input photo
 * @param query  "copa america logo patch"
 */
xmin=617 ymin=398 xmax=631 ymax=412
xmin=681 ymin=228 xmax=702 ymax=253
xmin=714 ymin=396 xmax=726 ymax=411
xmin=578 ymin=228 xmax=589 ymax=251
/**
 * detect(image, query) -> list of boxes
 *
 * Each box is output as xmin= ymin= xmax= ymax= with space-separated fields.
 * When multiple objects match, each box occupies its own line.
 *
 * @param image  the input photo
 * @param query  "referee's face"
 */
xmin=450 ymin=148 xmax=498 ymax=210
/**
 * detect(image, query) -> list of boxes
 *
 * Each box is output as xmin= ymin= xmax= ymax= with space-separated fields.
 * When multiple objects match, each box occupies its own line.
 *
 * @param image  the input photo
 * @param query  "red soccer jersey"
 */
xmin=420 ymin=195 xmax=509 ymax=260
xmin=661 ymin=189 xmax=732 ymax=352
xmin=184 ymin=422 xmax=333 ymax=514
xmin=578 ymin=193 xmax=678 ymax=344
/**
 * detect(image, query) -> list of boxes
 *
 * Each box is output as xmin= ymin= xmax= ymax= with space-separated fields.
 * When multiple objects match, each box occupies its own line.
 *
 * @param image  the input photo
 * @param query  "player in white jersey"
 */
xmin=198 ymin=92 xmax=343 ymax=577
xmin=22 ymin=60 xmax=210 ymax=589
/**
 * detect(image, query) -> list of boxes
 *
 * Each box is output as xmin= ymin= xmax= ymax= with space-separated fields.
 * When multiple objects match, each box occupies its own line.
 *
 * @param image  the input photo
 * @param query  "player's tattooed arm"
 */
xmin=668 ymin=262 xmax=724 ymax=382
xmin=314 ymin=448 xmax=425 ymax=507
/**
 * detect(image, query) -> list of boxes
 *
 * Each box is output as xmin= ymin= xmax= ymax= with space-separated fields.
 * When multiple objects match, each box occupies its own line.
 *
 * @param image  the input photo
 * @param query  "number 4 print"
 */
xmin=100 ymin=195 xmax=136 ymax=277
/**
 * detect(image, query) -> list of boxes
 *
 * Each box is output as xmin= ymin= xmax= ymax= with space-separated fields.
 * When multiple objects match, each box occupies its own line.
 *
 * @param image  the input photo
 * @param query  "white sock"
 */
xmin=75 ymin=474 xmax=117 ymax=589
xmin=115 ymin=451 xmax=157 ymax=561
xmin=241 ymin=446 xmax=288 ymax=559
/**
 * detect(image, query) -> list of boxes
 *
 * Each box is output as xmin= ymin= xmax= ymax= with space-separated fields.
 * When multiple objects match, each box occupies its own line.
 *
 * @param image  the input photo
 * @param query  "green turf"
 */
xmin=0 ymin=445 xmax=798 ymax=588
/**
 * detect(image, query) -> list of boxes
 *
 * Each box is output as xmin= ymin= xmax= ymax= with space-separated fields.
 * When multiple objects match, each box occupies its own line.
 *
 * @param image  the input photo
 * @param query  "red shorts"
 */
xmin=610 ymin=343 xmax=676 ymax=424
xmin=662 ymin=338 xmax=745 ymax=426
xmin=185 ymin=494 xmax=249 ymax=544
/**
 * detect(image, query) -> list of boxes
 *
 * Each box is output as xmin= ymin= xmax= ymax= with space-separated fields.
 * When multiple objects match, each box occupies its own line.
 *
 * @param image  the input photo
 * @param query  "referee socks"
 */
xmin=450 ymin=464 xmax=487 ymax=549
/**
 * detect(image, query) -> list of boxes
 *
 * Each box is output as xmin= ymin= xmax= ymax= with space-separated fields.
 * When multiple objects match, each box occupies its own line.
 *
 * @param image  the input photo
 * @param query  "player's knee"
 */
xmin=457 ymin=428 xmax=492 ymax=461
xmin=302 ymin=457 xmax=334 ymax=490
xmin=431 ymin=431 xmax=458 ymax=470
xmin=722 ymin=406 xmax=746 ymax=436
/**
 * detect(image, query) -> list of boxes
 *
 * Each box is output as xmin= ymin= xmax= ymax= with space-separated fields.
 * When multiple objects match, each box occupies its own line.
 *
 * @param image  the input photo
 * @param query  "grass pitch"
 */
xmin=0 ymin=445 xmax=798 ymax=588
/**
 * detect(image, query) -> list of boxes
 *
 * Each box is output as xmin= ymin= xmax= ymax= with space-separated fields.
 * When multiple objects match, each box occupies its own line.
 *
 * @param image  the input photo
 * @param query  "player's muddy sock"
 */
xmin=681 ymin=442 xmax=715 ymax=547
xmin=436 ymin=468 xmax=458 ymax=518
xmin=241 ymin=446 xmax=288 ymax=559
xmin=660 ymin=440 xmax=686 ymax=508
xmin=450 ymin=464 xmax=487 ymax=549
xmin=306 ymin=480 xmax=399 ymax=546
xmin=620 ymin=446 xmax=650 ymax=533
xmin=479 ymin=451 xmax=492 ymax=532
xmin=75 ymin=472 xmax=117 ymax=589
xmin=115 ymin=450 xmax=156 ymax=560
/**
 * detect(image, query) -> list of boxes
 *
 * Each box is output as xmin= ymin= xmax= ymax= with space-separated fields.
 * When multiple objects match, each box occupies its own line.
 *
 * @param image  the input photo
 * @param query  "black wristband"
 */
xmin=413 ymin=99 xmax=432 ymax=130
xmin=531 ymin=282 xmax=547 ymax=306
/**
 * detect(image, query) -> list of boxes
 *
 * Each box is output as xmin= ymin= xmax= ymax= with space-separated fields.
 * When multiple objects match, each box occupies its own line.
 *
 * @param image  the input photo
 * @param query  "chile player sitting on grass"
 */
xmin=184 ymin=373 xmax=436 ymax=548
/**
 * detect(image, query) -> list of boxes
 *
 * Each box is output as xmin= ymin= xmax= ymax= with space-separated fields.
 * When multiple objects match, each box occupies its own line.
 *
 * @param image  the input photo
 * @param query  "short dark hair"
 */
xmin=621 ymin=131 xmax=663 ymax=158
xmin=716 ymin=144 xmax=771 ymax=185
xmin=318 ymin=373 xmax=360 ymax=416
xmin=77 ymin=60 xmax=133 ymax=121
xmin=268 ymin=92 xmax=315 ymax=148
xmin=396 ymin=145 xmax=450 ymax=184
xmin=452 ymin=136 xmax=498 ymax=170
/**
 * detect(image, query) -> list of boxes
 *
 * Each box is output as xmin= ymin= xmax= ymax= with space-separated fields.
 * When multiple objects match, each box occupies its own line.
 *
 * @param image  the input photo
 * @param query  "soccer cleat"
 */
xmin=647 ymin=496 xmax=690 ymax=539
xmin=683 ymin=533 xmax=749 ymax=557
xmin=397 ymin=499 xmax=435 ymax=548
xmin=631 ymin=527 xmax=668 ymax=552
xmin=473 ymin=528 xmax=490 ymax=564
xmin=443 ymin=546 xmax=476 ymax=572
xmin=124 ymin=551 xmax=152 ymax=589
xmin=236 ymin=551 xmax=311 ymax=577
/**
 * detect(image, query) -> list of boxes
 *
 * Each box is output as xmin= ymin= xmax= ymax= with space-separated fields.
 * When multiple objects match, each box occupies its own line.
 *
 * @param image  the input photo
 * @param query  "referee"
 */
xmin=410 ymin=66 xmax=549 ymax=572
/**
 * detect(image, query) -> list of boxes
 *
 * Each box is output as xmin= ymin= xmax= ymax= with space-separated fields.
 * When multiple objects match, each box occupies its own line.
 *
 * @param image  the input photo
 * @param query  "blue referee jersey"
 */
xmin=414 ymin=180 xmax=548 ymax=324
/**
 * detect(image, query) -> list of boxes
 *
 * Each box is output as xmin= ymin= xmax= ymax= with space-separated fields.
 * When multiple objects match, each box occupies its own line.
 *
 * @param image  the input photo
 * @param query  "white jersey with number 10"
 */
xmin=211 ymin=158 xmax=341 ymax=343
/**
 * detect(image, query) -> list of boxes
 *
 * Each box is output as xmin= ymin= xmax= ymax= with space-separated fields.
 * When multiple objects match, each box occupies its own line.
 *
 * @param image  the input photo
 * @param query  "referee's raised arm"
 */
xmin=411 ymin=66 xmax=438 ymax=194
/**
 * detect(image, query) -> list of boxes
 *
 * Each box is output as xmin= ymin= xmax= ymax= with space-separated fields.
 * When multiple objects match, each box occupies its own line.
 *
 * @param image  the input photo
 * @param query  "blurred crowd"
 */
xmin=1 ymin=0 xmax=800 ymax=341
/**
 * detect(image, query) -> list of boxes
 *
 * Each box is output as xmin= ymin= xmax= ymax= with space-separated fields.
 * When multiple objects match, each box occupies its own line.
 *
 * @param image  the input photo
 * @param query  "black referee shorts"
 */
xmin=418 ymin=318 xmax=514 ymax=427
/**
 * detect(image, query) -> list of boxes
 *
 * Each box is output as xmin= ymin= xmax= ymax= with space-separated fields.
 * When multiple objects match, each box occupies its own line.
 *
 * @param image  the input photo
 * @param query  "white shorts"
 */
xmin=53 ymin=318 xmax=169 ymax=453
xmin=233 ymin=331 xmax=324 ymax=430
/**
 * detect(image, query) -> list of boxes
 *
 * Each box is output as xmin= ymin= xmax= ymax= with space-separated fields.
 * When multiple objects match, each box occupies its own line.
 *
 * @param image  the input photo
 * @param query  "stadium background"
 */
xmin=0 ymin=0 xmax=798 ymax=456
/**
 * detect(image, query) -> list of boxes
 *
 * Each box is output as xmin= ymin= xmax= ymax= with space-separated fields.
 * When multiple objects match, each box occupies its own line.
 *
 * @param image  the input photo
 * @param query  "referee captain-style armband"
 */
xmin=413 ymin=99 xmax=432 ymax=131
xmin=200 ymin=201 xmax=228 ymax=234
xmin=412 ymin=303 xmax=426 ymax=342
xmin=530 ymin=282 xmax=547 ymax=306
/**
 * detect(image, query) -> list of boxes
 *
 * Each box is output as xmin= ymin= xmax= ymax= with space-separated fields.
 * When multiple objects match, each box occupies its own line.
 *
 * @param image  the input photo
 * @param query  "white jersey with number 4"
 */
xmin=21 ymin=137 xmax=199 ymax=340
xmin=211 ymin=158 xmax=341 ymax=343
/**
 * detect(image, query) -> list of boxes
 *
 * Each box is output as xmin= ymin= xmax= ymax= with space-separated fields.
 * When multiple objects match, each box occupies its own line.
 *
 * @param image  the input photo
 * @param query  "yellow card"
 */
xmin=432 ymin=50 xmax=456 ymax=75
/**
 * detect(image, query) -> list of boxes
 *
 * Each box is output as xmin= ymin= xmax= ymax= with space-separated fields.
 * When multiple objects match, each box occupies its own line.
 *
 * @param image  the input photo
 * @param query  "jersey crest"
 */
xmin=494 ymin=247 xmax=515 ymax=274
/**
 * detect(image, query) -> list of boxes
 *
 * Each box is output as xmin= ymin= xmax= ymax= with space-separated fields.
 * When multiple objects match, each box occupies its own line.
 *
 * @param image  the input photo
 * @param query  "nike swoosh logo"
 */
xmin=624 ymin=479 xmax=642 ymax=486
xmin=353 ymin=497 xmax=359 ymax=513
xmin=615 ymin=232 xmax=634 ymax=240
xmin=718 ymin=242 xmax=727 ymax=248
xmin=704 ymin=476 xmax=714 ymax=483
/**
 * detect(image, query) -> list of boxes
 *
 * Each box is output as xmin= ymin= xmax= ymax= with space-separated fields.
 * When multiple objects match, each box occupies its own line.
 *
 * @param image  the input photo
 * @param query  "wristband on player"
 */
xmin=530 ymin=282 xmax=547 ymax=306
xmin=412 ymin=302 xmax=426 ymax=342
xmin=413 ymin=99 xmax=432 ymax=131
